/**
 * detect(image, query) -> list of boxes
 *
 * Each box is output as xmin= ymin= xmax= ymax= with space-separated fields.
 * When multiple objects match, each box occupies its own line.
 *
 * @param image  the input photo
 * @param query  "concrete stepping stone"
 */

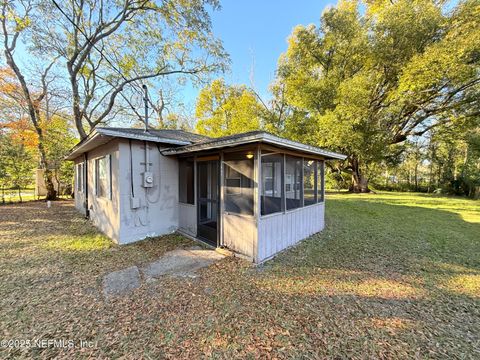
xmin=102 ymin=266 xmax=141 ymax=298
xmin=141 ymin=249 xmax=224 ymax=279
xmin=102 ymin=248 xmax=225 ymax=299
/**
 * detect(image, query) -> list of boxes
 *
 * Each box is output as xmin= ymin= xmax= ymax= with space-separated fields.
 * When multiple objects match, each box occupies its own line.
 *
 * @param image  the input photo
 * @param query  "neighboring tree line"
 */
xmin=1 ymin=0 xmax=478 ymax=199
xmin=194 ymin=0 xmax=480 ymax=198
xmin=0 ymin=0 xmax=226 ymax=199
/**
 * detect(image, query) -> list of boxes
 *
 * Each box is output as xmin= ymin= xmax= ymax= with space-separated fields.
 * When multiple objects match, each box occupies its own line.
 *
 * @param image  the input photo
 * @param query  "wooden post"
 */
xmin=219 ymin=151 xmax=224 ymax=247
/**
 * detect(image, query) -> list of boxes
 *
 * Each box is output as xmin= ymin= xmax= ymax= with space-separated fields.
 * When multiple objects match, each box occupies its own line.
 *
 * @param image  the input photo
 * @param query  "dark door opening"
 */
xmin=197 ymin=160 xmax=219 ymax=247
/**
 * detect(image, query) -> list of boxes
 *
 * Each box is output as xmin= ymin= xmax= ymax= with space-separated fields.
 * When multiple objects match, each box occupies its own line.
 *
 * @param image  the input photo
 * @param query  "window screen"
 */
xmin=317 ymin=160 xmax=325 ymax=202
xmin=224 ymin=151 xmax=254 ymax=215
xmin=261 ymin=154 xmax=284 ymax=215
xmin=303 ymin=159 xmax=317 ymax=206
xmin=95 ymin=156 xmax=111 ymax=199
xmin=285 ymin=155 xmax=302 ymax=210
xmin=179 ymin=158 xmax=194 ymax=204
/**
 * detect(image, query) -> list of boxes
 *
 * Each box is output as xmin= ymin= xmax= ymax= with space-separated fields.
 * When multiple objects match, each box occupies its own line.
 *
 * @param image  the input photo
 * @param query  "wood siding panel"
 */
xmin=257 ymin=202 xmax=325 ymax=263
xmin=178 ymin=203 xmax=196 ymax=236
xmin=223 ymin=214 xmax=256 ymax=260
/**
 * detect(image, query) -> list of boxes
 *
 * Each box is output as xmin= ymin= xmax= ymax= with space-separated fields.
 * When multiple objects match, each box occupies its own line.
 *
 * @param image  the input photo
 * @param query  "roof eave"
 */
xmin=161 ymin=133 xmax=347 ymax=160
xmin=97 ymin=128 xmax=191 ymax=146
xmin=65 ymin=128 xmax=192 ymax=161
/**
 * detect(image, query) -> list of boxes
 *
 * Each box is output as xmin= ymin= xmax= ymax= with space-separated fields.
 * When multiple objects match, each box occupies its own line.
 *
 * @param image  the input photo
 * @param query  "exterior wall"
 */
xmin=117 ymin=139 xmax=179 ymax=244
xmin=223 ymin=213 xmax=257 ymax=260
xmin=71 ymin=138 xmax=328 ymax=263
xmin=178 ymin=203 xmax=196 ymax=236
xmin=257 ymin=202 xmax=325 ymax=263
xmin=85 ymin=140 xmax=121 ymax=242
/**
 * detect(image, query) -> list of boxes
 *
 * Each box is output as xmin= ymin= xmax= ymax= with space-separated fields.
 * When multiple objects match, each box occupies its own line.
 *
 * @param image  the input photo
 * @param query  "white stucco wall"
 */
xmin=117 ymin=139 xmax=179 ymax=244
xmin=73 ymin=140 xmax=121 ymax=242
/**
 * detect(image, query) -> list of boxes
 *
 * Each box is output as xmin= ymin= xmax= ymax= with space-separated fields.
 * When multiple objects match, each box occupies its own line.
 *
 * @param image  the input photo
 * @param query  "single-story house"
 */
xmin=65 ymin=127 xmax=346 ymax=263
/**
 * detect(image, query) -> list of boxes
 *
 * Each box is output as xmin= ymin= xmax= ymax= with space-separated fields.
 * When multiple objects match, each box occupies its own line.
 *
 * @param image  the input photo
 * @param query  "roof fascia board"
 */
xmin=162 ymin=133 xmax=347 ymax=160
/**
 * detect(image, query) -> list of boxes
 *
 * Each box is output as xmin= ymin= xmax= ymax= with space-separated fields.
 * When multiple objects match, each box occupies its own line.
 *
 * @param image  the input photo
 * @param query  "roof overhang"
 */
xmin=161 ymin=132 xmax=347 ymax=160
xmin=65 ymin=128 xmax=190 ymax=161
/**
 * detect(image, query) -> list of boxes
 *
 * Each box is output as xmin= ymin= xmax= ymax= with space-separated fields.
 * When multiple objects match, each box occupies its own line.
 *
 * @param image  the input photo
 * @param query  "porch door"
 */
xmin=197 ymin=160 xmax=219 ymax=246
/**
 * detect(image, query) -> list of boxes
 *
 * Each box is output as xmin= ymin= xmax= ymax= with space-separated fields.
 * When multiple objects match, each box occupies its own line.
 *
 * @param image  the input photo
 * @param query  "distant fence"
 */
xmin=1 ymin=187 xmax=72 ymax=204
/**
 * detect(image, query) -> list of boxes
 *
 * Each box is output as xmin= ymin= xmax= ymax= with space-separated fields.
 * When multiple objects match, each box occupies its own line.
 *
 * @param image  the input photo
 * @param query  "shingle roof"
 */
xmin=161 ymin=130 xmax=347 ymax=160
xmin=65 ymin=127 xmax=210 ymax=160
xmin=66 ymin=127 xmax=346 ymax=161
xmin=97 ymin=127 xmax=210 ymax=144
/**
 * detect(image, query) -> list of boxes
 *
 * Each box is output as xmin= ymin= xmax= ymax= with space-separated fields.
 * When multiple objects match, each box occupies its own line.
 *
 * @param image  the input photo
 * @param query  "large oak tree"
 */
xmin=274 ymin=0 xmax=480 ymax=192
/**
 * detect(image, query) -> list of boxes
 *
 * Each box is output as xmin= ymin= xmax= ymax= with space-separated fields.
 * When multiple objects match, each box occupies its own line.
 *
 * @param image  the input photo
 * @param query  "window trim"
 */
xmin=94 ymin=155 xmax=111 ymax=200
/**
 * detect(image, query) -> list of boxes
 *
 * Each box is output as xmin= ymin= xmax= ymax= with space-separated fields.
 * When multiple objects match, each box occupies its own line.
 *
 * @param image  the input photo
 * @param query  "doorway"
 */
xmin=197 ymin=160 xmax=219 ymax=247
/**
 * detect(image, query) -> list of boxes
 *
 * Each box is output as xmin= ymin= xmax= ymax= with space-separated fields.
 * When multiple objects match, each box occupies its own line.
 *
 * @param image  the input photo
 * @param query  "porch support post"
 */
xmin=219 ymin=150 xmax=224 ymax=247
xmin=253 ymin=144 xmax=261 ymax=262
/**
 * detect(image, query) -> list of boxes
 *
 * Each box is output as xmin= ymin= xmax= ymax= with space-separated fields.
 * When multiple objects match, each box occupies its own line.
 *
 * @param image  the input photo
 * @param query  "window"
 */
xmin=317 ymin=160 xmax=325 ymax=202
xmin=224 ymin=151 xmax=254 ymax=215
xmin=261 ymin=154 xmax=284 ymax=215
xmin=285 ymin=155 xmax=303 ymax=210
xmin=303 ymin=159 xmax=317 ymax=206
xmin=76 ymin=163 xmax=84 ymax=193
xmin=179 ymin=158 xmax=194 ymax=204
xmin=95 ymin=155 xmax=111 ymax=199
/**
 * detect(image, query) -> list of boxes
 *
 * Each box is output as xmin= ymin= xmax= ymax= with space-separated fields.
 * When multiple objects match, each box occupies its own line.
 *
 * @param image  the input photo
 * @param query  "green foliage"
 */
xmin=195 ymin=79 xmax=262 ymax=137
xmin=0 ymin=130 xmax=36 ymax=202
xmin=273 ymin=0 xmax=480 ymax=191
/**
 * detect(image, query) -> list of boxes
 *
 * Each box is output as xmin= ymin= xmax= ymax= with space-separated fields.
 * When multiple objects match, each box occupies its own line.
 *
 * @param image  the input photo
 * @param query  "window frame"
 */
xmin=260 ymin=153 xmax=285 ymax=216
xmin=76 ymin=162 xmax=84 ymax=193
xmin=259 ymin=150 xmax=325 ymax=218
xmin=223 ymin=150 xmax=255 ymax=216
xmin=317 ymin=160 xmax=325 ymax=203
xmin=94 ymin=155 xmax=111 ymax=200
xmin=303 ymin=158 xmax=317 ymax=206
xmin=285 ymin=155 xmax=303 ymax=211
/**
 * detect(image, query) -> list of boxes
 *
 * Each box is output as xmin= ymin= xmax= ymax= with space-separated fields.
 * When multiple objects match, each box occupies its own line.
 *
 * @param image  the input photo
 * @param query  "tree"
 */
xmin=31 ymin=0 xmax=227 ymax=139
xmin=275 ymin=0 xmax=480 ymax=192
xmin=0 ymin=128 xmax=35 ymax=202
xmin=195 ymin=79 xmax=262 ymax=137
xmin=0 ymin=0 xmax=58 ymax=200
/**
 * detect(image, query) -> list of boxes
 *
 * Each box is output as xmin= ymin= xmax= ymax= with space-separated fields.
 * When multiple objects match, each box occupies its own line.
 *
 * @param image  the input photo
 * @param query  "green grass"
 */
xmin=0 ymin=189 xmax=71 ymax=204
xmin=0 ymin=193 xmax=478 ymax=358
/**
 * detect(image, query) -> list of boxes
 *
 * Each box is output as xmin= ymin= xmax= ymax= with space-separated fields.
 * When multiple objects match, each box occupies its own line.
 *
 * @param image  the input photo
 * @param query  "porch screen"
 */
xmin=179 ymin=157 xmax=194 ymax=204
xmin=224 ymin=151 xmax=254 ymax=215
xmin=285 ymin=155 xmax=303 ymax=210
xmin=303 ymin=159 xmax=317 ymax=206
xmin=261 ymin=154 xmax=284 ymax=215
xmin=317 ymin=160 xmax=324 ymax=202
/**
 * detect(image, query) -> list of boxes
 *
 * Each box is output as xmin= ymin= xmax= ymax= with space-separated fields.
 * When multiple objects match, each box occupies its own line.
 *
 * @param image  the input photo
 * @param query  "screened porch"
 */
xmin=176 ymin=144 xmax=326 ymax=263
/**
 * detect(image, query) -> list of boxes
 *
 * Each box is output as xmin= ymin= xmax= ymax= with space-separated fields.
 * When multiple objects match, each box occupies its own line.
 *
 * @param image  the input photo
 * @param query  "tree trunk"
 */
xmin=349 ymin=157 xmax=370 ymax=193
xmin=38 ymin=147 xmax=57 ymax=200
xmin=414 ymin=163 xmax=418 ymax=191
xmin=44 ymin=169 xmax=57 ymax=200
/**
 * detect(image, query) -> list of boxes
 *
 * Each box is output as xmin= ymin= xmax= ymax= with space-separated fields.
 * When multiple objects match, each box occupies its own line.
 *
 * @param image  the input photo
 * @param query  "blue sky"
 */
xmin=183 ymin=0 xmax=333 ymax=104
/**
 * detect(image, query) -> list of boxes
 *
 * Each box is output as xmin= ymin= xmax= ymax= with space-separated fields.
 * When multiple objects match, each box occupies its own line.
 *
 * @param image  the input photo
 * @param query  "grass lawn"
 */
xmin=0 ymin=193 xmax=478 ymax=358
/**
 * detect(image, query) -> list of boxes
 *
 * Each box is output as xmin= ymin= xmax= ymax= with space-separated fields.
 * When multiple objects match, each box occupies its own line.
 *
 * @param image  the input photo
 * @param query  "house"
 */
xmin=65 ymin=127 xmax=346 ymax=263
